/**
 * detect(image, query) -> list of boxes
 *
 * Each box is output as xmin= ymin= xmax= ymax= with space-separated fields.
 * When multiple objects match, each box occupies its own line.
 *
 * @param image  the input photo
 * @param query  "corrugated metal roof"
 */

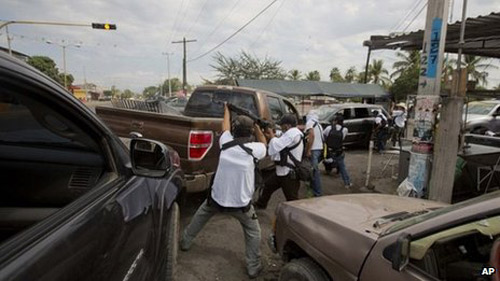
xmin=236 ymin=79 xmax=389 ymax=98
xmin=369 ymin=12 xmax=500 ymax=58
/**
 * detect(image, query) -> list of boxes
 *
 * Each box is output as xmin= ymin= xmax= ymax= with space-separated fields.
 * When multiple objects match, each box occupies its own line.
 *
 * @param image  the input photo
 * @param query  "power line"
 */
xmin=184 ymin=0 xmax=210 ymax=37
xmin=402 ymin=0 xmax=428 ymax=33
xmin=191 ymin=0 xmax=243 ymax=55
xmin=166 ymin=0 xmax=186 ymax=52
xmin=390 ymin=0 xmax=425 ymax=32
xmin=188 ymin=0 xmax=279 ymax=62
xmin=249 ymin=0 xmax=287 ymax=48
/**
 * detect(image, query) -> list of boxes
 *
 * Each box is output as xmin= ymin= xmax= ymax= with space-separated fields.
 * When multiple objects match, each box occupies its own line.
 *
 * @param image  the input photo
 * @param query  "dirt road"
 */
xmin=176 ymin=149 xmax=400 ymax=281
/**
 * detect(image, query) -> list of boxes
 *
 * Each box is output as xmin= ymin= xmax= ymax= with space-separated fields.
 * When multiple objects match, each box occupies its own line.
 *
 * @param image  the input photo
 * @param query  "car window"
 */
xmin=283 ymin=99 xmax=297 ymax=115
xmin=0 ymin=92 xmax=98 ymax=150
xmin=185 ymin=91 xmax=258 ymax=117
xmin=354 ymin=107 xmax=370 ymax=118
xmin=408 ymin=215 xmax=500 ymax=280
xmin=339 ymin=108 xmax=352 ymax=120
xmin=466 ymin=102 xmax=497 ymax=115
xmin=267 ymin=96 xmax=283 ymax=122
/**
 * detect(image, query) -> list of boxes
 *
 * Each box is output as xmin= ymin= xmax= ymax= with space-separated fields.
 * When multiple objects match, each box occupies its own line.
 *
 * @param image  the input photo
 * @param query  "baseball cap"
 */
xmin=277 ymin=114 xmax=297 ymax=127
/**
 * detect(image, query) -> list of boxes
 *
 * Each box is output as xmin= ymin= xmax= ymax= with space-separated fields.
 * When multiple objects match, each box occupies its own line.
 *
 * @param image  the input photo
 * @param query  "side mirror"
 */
xmin=130 ymin=138 xmax=171 ymax=177
xmin=392 ymin=233 xmax=411 ymax=272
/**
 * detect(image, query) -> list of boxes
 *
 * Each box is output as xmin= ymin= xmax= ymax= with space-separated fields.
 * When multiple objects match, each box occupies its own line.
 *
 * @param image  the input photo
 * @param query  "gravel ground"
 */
xmin=176 ymin=148 xmax=401 ymax=281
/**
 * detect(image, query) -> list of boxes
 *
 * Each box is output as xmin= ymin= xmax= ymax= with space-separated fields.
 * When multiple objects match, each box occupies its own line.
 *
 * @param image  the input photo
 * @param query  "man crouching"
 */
xmin=180 ymin=103 xmax=267 ymax=279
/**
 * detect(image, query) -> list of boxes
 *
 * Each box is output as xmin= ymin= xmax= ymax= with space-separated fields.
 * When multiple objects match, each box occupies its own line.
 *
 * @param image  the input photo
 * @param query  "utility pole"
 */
xmin=407 ymin=0 xmax=450 ymax=200
xmin=46 ymin=40 xmax=81 ymax=89
xmin=162 ymin=52 xmax=173 ymax=97
xmin=428 ymin=0 xmax=468 ymax=203
xmin=172 ymin=37 xmax=196 ymax=95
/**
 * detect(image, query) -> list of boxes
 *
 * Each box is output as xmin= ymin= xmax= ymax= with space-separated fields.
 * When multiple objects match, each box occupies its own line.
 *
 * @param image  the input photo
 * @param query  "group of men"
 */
xmin=179 ymin=102 xmax=406 ymax=278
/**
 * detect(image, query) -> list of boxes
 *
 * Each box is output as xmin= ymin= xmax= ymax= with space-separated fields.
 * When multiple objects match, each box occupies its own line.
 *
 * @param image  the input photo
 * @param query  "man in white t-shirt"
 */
xmin=181 ymin=103 xmax=267 ymax=279
xmin=373 ymin=110 xmax=389 ymax=152
xmin=390 ymin=106 xmax=406 ymax=147
xmin=304 ymin=110 xmax=324 ymax=196
xmin=254 ymin=114 xmax=303 ymax=209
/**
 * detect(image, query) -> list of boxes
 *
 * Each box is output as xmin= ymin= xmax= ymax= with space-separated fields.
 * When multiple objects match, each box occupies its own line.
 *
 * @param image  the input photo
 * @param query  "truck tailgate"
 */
xmin=96 ymin=106 xmax=222 ymax=176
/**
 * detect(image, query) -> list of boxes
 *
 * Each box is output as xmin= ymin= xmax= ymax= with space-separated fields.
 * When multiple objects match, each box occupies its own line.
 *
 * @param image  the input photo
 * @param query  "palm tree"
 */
xmin=305 ymin=70 xmax=321 ymax=81
xmin=329 ymin=67 xmax=344 ymax=82
xmin=391 ymin=50 xmax=420 ymax=79
xmin=369 ymin=59 xmax=390 ymax=85
xmin=287 ymin=69 xmax=302 ymax=80
xmin=452 ymin=55 xmax=497 ymax=87
xmin=344 ymin=67 xmax=357 ymax=83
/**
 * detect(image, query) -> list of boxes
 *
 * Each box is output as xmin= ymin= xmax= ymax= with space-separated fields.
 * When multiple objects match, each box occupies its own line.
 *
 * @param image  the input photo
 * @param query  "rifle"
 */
xmin=213 ymin=100 xmax=271 ymax=129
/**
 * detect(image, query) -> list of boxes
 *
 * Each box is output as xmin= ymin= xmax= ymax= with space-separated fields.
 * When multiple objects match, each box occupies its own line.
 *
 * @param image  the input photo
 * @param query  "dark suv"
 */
xmin=316 ymin=103 xmax=389 ymax=146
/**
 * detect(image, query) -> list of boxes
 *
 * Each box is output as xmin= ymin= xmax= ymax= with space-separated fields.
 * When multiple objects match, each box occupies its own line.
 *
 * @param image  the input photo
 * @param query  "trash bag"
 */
xmin=397 ymin=178 xmax=418 ymax=197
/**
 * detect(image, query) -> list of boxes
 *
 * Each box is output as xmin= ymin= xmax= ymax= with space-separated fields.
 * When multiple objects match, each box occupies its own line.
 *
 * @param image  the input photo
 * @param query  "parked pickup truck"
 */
xmin=271 ymin=192 xmax=500 ymax=281
xmin=96 ymin=85 xmax=301 ymax=193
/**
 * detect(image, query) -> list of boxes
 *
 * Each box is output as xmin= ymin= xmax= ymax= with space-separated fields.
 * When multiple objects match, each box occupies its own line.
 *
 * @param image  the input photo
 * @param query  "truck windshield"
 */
xmin=185 ymin=91 xmax=258 ymax=118
xmin=383 ymin=191 xmax=500 ymax=235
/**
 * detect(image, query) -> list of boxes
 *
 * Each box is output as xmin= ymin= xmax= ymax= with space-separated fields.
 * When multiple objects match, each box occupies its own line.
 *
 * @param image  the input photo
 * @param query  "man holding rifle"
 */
xmin=180 ymin=103 xmax=267 ymax=279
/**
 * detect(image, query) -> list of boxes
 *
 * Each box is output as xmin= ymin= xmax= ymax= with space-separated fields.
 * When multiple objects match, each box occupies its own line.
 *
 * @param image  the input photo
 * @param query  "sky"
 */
xmin=1 ymin=0 xmax=499 ymax=93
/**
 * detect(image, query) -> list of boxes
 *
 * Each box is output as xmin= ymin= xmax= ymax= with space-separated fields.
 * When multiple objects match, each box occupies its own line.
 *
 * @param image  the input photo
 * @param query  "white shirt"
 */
xmin=392 ymin=110 xmax=406 ymax=128
xmin=375 ymin=113 xmax=388 ymax=127
xmin=268 ymin=127 xmax=303 ymax=176
xmin=323 ymin=124 xmax=348 ymax=140
xmin=305 ymin=120 xmax=324 ymax=151
xmin=211 ymin=131 xmax=266 ymax=208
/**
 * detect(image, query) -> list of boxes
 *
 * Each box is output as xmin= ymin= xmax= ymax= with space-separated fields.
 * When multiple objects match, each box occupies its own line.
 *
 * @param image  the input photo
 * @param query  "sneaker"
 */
xmin=345 ymin=183 xmax=353 ymax=189
xmin=248 ymin=264 xmax=263 ymax=279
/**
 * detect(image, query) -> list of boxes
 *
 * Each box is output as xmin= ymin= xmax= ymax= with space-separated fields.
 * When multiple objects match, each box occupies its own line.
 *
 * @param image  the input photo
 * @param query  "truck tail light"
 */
xmin=188 ymin=131 xmax=213 ymax=160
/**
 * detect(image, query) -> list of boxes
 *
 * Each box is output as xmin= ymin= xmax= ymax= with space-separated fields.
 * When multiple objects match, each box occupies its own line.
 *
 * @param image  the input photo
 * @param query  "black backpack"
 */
xmin=278 ymin=135 xmax=314 ymax=182
xmin=207 ymin=138 xmax=263 ymax=212
xmin=326 ymin=126 xmax=344 ymax=152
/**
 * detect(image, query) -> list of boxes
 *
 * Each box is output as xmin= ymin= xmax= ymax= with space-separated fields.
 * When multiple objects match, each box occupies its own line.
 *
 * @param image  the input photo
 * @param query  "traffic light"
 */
xmin=92 ymin=23 xmax=117 ymax=30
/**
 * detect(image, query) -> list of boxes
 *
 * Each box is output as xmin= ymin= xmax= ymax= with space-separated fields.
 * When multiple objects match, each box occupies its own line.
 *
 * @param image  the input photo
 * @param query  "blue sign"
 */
xmin=426 ymin=18 xmax=442 ymax=78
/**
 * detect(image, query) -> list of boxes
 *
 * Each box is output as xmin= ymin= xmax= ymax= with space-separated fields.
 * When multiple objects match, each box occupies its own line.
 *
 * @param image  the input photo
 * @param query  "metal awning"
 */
xmin=236 ymin=79 xmax=389 ymax=98
xmin=368 ymin=12 xmax=500 ymax=58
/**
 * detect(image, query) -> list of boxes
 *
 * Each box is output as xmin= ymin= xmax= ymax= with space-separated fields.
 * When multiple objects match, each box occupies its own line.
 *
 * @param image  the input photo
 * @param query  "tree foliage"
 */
xmin=452 ymin=55 xmax=497 ymax=87
xmin=344 ymin=67 xmax=357 ymax=83
xmin=210 ymin=51 xmax=286 ymax=84
xmin=305 ymin=70 xmax=321 ymax=81
xmin=329 ymin=67 xmax=344 ymax=82
xmin=120 ymin=89 xmax=135 ymax=99
xmin=287 ymin=69 xmax=302 ymax=80
xmin=143 ymin=86 xmax=159 ymax=99
xmin=368 ymin=59 xmax=390 ymax=86
xmin=391 ymin=51 xmax=420 ymax=79
xmin=27 ymin=56 xmax=64 ymax=85
xmin=390 ymin=67 xmax=419 ymax=101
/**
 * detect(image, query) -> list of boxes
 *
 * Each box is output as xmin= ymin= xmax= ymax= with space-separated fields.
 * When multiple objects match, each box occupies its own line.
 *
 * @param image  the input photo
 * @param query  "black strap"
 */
xmin=221 ymin=138 xmax=258 ymax=164
xmin=282 ymin=135 xmax=304 ymax=169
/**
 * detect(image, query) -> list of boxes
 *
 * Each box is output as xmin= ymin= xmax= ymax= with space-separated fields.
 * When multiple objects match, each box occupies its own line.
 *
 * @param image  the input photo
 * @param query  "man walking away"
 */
xmin=304 ymin=110 xmax=324 ymax=197
xmin=180 ymin=103 xmax=267 ymax=279
xmin=324 ymin=115 xmax=352 ymax=189
xmin=254 ymin=114 xmax=303 ymax=209
xmin=373 ymin=110 xmax=389 ymax=152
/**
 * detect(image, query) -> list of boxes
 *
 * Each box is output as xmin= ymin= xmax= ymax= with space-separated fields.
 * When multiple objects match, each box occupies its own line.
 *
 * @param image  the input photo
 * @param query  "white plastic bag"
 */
xmin=397 ymin=178 xmax=418 ymax=197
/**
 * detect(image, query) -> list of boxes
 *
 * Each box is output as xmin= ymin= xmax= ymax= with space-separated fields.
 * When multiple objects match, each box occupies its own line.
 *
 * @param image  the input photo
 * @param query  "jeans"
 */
xmin=310 ymin=149 xmax=322 ymax=196
xmin=333 ymin=153 xmax=351 ymax=185
xmin=180 ymin=200 xmax=261 ymax=274
xmin=254 ymin=170 xmax=300 ymax=209
xmin=376 ymin=129 xmax=388 ymax=151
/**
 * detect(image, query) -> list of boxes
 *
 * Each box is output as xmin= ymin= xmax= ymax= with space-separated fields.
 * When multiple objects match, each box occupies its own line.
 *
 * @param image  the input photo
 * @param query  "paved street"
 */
xmin=176 ymin=149 xmax=400 ymax=281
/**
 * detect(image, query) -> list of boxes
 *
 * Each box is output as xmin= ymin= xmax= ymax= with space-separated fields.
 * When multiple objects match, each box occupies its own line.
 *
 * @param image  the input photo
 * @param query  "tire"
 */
xmin=162 ymin=202 xmax=180 ymax=281
xmin=279 ymin=257 xmax=330 ymax=281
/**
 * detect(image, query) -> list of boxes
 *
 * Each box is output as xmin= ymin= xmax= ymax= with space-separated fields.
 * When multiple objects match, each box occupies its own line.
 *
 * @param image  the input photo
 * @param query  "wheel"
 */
xmin=162 ymin=202 xmax=180 ymax=281
xmin=279 ymin=257 xmax=330 ymax=281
